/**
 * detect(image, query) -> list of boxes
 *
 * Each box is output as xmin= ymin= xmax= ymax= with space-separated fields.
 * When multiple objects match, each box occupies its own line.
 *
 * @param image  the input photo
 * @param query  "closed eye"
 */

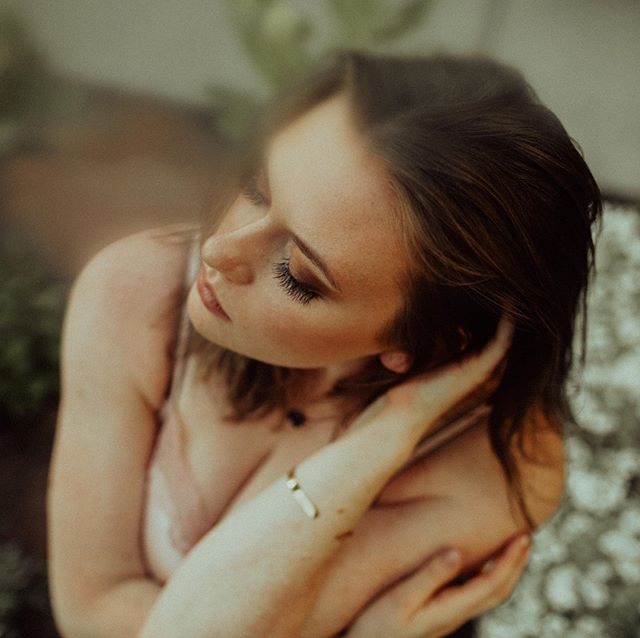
xmin=242 ymin=167 xmax=335 ymax=299
xmin=272 ymin=258 xmax=320 ymax=304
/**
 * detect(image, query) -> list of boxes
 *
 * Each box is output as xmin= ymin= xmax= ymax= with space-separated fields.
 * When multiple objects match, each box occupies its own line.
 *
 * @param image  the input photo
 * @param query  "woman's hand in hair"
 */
xmin=341 ymin=533 xmax=531 ymax=638
xmin=347 ymin=315 xmax=514 ymax=454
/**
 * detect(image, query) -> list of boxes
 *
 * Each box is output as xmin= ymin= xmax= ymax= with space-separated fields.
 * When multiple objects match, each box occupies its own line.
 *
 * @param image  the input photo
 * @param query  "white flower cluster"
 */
xmin=479 ymin=204 xmax=640 ymax=638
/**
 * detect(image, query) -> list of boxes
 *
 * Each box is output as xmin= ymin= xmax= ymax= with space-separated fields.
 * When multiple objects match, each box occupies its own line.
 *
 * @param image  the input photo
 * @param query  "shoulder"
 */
xmin=300 ymin=405 xmax=565 ymax=636
xmin=65 ymin=222 xmax=199 ymax=406
xmin=74 ymin=222 xmax=198 ymax=308
xmin=512 ymin=403 xmax=566 ymax=528
xmin=376 ymin=402 xmax=565 ymax=529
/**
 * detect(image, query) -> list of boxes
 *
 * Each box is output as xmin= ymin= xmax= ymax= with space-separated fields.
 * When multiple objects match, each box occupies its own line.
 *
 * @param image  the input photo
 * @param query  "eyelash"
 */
xmin=241 ymin=174 xmax=268 ymax=206
xmin=241 ymin=174 xmax=321 ymax=305
xmin=272 ymin=258 xmax=320 ymax=305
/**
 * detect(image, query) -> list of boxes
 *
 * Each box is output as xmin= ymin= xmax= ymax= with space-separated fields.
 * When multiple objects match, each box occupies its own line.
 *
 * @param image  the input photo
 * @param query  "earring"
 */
xmin=457 ymin=326 xmax=471 ymax=352
xmin=380 ymin=351 xmax=412 ymax=374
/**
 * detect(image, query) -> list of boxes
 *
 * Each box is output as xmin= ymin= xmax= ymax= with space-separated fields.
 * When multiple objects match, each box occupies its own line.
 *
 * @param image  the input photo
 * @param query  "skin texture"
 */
xmin=48 ymin=88 xmax=562 ymax=636
xmin=135 ymin=315 xmax=531 ymax=638
xmin=186 ymin=92 xmax=411 ymax=391
xmin=47 ymin=225 xmax=557 ymax=638
xmin=344 ymin=534 xmax=533 ymax=638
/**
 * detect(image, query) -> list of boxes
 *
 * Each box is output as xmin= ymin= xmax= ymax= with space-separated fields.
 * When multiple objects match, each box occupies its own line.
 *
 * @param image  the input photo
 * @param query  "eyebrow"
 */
xmin=290 ymin=232 xmax=341 ymax=292
xmin=260 ymin=150 xmax=341 ymax=293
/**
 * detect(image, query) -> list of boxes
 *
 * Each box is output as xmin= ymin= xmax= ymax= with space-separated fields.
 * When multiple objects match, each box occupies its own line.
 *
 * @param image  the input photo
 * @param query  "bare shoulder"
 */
xmin=68 ymin=222 xmax=198 ymax=407
xmin=513 ymin=404 xmax=566 ymax=527
xmin=393 ymin=407 xmax=564 ymax=530
xmin=49 ymin=222 xmax=198 ymax=631
xmin=381 ymin=401 xmax=564 ymax=527
xmin=298 ymin=406 xmax=565 ymax=636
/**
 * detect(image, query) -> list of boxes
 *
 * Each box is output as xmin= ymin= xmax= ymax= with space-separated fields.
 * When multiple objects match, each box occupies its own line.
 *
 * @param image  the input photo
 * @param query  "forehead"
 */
xmin=268 ymin=94 xmax=408 ymax=294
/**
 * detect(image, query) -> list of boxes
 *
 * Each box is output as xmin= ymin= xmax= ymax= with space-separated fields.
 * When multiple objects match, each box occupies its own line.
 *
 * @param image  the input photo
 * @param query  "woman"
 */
xmin=47 ymin=51 xmax=600 ymax=637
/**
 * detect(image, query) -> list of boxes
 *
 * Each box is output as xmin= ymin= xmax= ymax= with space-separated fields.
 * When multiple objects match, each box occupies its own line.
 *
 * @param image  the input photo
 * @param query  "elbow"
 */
xmin=49 ymin=584 xmax=112 ymax=638
xmin=48 ymin=579 xmax=89 ymax=638
xmin=48 ymin=558 xmax=102 ymax=638
xmin=49 ymin=577 xmax=153 ymax=638
xmin=50 ymin=608 xmax=93 ymax=638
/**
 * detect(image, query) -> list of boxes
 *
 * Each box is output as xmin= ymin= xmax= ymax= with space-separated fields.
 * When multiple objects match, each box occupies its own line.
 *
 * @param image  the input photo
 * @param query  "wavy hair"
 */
xmin=163 ymin=51 xmax=602 ymax=528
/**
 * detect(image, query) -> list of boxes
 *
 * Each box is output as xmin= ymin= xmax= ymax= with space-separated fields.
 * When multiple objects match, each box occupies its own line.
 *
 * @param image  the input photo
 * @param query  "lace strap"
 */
xmin=409 ymin=404 xmax=492 ymax=462
xmin=166 ymin=230 xmax=201 ymax=402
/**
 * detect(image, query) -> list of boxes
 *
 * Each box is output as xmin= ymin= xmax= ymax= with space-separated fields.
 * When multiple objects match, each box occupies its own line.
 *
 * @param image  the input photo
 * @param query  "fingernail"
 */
xmin=440 ymin=549 xmax=462 ymax=568
xmin=518 ymin=534 xmax=531 ymax=550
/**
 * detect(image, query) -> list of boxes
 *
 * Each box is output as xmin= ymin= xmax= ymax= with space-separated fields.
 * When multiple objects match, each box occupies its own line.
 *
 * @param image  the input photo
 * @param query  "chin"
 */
xmin=187 ymin=312 xmax=294 ymax=367
xmin=187 ymin=290 xmax=372 ymax=370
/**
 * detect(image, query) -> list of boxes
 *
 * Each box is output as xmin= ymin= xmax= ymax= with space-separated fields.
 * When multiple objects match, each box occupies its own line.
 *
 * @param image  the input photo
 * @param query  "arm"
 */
xmin=47 ymin=226 xmax=191 ymax=637
xmin=139 ymin=321 xmax=514 ymax=638
xmin=139 ymin=404 xmax=414 ymax=638
xmin=343 ymin=534 xmax=532 ymax=638
xmin=47 ymin=223 xmax=409 ymax=638
xmin=49 ymin=220 xmax=513 ymax=637
xmin=297 ymin=406 xmax=564 ymax=637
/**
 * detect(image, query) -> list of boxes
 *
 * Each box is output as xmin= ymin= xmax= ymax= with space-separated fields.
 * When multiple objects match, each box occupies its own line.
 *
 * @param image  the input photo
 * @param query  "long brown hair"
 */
xmin=164 ymin=50 xmax=602 ymax=528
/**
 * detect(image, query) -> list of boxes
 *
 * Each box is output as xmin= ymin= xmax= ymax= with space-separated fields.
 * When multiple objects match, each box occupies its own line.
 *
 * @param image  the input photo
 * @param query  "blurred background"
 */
xmin=0 ymin=1 xmax=638 ymax=636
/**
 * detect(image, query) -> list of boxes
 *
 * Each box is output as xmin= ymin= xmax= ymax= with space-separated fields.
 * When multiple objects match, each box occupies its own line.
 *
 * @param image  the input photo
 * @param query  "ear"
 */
xmin=379 ymin=350 xmax=413 ymax=374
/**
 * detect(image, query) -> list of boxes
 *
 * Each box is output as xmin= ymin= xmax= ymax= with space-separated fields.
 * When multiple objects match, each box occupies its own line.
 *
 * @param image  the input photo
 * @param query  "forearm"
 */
xmin=56 ymin=577 xmax=161 ymax=638
xmin=139 ymin=412 xmax=413 ymax=638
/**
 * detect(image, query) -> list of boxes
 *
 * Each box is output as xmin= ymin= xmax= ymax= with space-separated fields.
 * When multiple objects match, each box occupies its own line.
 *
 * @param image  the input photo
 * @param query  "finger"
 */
xmin=452 ymin=316 xmax=516 ymax=403
xmin=439 ymin=534 xmax=530 ymax=614
xmin=415 ymin=534 xmax=530 ymax=627
xmin=474 ymin=535 xmax=532 ymax=608
xmin=412 ymin=404 xmax=492 ymax=459
xmin=451 ymin=314 xmax=514 ymax=375
xmin=413 ymin=315 xmax=514 ymax=406
xmin=381 ymin=315 xmax=514 ymax=432
xmin=482 ymin=537 xmax=533 ymax=607
xmin=386 ymin=548 xmax=464 ymax=616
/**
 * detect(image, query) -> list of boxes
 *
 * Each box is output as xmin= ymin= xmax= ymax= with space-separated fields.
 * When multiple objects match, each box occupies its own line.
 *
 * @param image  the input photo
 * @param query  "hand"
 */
xmin=346 ymin=315 xmax=514 ymax=452
xmin=341 ymin=533 xmax=531 ymax=638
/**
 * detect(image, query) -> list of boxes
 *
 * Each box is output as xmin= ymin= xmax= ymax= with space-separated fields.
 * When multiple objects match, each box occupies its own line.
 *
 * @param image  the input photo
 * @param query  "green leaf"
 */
xmin=327 ymin=0 xmax=385 ymax=47
xmin=0 ymin=223 xmax=67 ymax=423
xmin=372 ymin=0 xmax=435 ymax=43
xmin=205 ymin=85 xmax=265 ymax=143
xmin=244 ymin=1 xmax=314 ymax=88
xmin=327 ymin=0 xmax=435 ymax=47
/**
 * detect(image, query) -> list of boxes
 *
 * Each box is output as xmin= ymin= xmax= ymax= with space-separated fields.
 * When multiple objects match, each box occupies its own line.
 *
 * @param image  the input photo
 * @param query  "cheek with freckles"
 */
xmin=250 ymin=300 xmax=381 ymax=367
xmin=260 ymin=313 xmax=328 ymax=363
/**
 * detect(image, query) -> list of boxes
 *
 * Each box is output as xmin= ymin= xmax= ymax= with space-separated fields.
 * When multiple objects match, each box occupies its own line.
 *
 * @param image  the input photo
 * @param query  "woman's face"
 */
xmin=187 ymin=92 xmax=409 ymax=370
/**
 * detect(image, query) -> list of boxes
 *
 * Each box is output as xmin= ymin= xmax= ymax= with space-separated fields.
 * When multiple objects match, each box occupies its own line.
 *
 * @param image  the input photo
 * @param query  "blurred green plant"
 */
xmin=0 ymin=226 xmax=70 ymax=427
xmin=0 ymin=11 xmax=49 ymax=157
xmin=209 ymin=0 xmax=435 ymax=142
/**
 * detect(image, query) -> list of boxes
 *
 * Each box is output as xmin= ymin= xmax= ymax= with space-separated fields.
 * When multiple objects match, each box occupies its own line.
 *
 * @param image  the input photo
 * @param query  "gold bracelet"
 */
xmin=285 ymin=466 xmax=319 ymax=519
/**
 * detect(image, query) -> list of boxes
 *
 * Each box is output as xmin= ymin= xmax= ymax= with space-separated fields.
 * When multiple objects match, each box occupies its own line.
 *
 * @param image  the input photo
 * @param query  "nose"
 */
xmin=201 ymin=231 xmax=255 ymax=285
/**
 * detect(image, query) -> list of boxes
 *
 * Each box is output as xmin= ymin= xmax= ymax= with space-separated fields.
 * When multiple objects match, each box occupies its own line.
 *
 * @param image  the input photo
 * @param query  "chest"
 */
xmin=171 ymin=356 xmax=518 ymax=535
xmin=173 ymin=357 xmax=356 ymax=526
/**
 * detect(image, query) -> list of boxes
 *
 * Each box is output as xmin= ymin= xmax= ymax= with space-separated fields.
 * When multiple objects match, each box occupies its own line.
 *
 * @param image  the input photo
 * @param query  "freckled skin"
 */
xmin=186 ymin=92 xmax=409 ymax=384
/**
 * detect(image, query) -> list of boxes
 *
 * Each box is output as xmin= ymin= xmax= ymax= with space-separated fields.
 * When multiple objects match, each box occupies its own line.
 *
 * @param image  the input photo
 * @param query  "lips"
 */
xmin=196 ymin=266 xmax=231 ymax=321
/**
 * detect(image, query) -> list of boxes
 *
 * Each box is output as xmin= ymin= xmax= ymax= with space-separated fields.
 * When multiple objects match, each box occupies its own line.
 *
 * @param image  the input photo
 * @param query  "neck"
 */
xmin=288 ymin=356 xmax=373 ymax=407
